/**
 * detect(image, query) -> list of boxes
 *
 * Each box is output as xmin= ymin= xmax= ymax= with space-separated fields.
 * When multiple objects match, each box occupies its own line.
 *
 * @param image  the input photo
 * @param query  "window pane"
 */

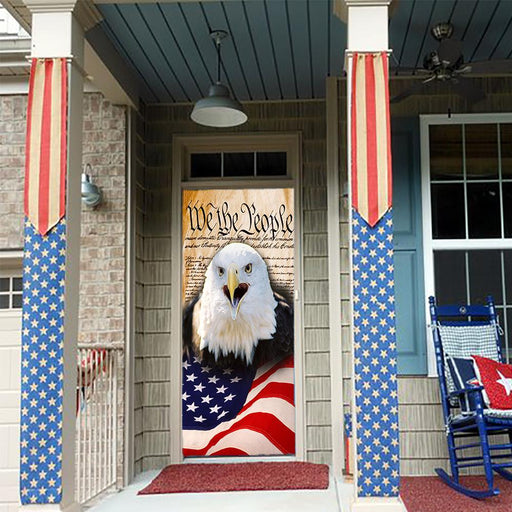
xmin=468 ymin=250 xmax=503 ymax=304
xmin=0 ymin=278 xmax=8 ymax=292
xmin=501 ymin=124 xmax=512 ymax=178
xmin=257 ymin=152 xmax=287 ymax=176
xmin=12 ymin=277 xmax=22 ymax=292
xmin=503 ymin=183 xmax=512 ymax=238
xmin=465 ymin=124 xmax=498 ymax=180
xmin=223 ymin=153 xmax=254 ymax=177
xmin=467 ymin=182 xmax=501 ymax=238
xmin=12 ymin=294 xmax=22 ymax=309
xmin=0 ymin=295 xmax=8 ymax=309
xmin=434 ymin=251 xmax=467 ymax=304
xmin=190 ymin=153 xmax=221 ymax=178
xmin=431 ymin=184 xmax=465 ymax=239
xmin=429 ymin=125 xmax=463 ymax=180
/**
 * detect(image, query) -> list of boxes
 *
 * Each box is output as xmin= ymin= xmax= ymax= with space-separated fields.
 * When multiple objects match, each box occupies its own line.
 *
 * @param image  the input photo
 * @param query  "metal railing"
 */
xmin=75 ymin=344 xmax=122 ymax=504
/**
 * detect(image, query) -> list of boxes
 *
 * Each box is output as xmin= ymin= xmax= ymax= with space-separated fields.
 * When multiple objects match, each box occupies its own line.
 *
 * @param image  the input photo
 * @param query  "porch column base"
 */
xmin=351 ymin=497 xmax=407 ymax=512
xmin=19 ymin=503 xmax=81 ymax=512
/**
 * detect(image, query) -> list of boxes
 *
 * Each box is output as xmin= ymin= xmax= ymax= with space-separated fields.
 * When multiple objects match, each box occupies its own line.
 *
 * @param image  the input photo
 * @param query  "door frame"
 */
xmin=170 ymin=132 xmax=304 ymax=463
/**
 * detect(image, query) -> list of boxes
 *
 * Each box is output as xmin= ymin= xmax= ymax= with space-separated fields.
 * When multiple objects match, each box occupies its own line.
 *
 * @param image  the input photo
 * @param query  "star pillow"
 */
xmin=472 ymin=355 xmax=512 ymax=409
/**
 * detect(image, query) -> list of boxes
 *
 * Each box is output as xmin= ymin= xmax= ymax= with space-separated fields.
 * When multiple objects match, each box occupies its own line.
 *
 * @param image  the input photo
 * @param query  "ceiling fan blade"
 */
xmin=465 ymin=59 xmax=512 ymax=74
xmin=390 ymin=66 xmax=425 ymax=76
xmin=450 ymin=78 xmax=486 ymax=103
xmin=390 ymin=81 xmax=428 ymax=103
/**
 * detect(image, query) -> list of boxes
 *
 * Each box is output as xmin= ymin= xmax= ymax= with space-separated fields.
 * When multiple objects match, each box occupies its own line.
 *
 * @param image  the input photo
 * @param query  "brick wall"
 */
xmin=0 ymin=92 xmax=127 ymax=487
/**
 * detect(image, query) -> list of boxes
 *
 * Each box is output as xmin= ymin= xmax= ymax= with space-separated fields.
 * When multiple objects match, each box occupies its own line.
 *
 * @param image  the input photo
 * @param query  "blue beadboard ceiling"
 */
xmin=94 ymin=0 xmax=512 ymax=104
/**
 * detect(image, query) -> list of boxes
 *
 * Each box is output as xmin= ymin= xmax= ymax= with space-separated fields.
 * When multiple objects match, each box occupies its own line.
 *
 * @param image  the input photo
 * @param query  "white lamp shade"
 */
xmin=191 ymin=83 xmax=247 ymax=128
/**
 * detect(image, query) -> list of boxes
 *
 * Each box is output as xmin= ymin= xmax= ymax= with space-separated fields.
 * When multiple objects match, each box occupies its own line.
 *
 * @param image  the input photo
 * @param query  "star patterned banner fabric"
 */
xmin=25 ymin=58 xmax=67 ymax=236
xmin=20 ymin=218 xmax=66 ymax=504
xmin=351 ymin=52 xmax=392 ymax=228
xmin=352 ymin=209 xmax=400 ymax=497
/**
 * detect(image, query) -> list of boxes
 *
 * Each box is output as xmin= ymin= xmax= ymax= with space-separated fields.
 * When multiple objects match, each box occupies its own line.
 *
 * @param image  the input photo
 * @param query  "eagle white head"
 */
xmin=197 ymin=242 xmax=278 ymax=365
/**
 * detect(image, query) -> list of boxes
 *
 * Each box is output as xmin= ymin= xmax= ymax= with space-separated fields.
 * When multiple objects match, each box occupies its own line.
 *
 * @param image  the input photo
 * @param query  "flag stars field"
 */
xmin=20 ymin=219 xmax=66 ymax=504
xmin=352 ymin=209 xmax=399 ymax=498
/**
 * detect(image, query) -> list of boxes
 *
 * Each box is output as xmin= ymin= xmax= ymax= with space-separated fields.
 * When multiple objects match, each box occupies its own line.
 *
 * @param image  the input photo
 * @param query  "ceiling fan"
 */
xmin=391 ymin=22 xmax=512 ymax=104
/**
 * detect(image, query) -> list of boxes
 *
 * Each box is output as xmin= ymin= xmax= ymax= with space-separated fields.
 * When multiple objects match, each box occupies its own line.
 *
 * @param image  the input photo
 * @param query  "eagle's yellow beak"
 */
xmin=227 ymin=264 xmax=240 ymax=320
xmin=227 ymin=264 xmax=239 ymax=302
xmin=226 ymin=264 xmax=248 ymax=320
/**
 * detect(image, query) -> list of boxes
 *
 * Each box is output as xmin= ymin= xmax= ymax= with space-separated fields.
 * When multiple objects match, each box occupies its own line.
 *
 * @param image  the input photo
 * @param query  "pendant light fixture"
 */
xmin=191 ymin=30 xmax=247 ymax=128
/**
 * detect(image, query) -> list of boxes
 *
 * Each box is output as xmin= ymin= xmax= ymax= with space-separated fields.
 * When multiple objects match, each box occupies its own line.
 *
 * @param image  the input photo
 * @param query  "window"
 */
xmin=0 ymin=273 xmax=22 ymax=310
xmin=422 ymin=116 xmax=512 ymax=368
xmin=190 ymin=151 xmax=287 ymax=179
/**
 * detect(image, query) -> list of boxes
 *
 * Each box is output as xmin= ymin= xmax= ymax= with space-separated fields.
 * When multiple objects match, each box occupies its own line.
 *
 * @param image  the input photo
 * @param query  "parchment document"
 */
xmin=182 ymin=188 xmax=294 ymax=304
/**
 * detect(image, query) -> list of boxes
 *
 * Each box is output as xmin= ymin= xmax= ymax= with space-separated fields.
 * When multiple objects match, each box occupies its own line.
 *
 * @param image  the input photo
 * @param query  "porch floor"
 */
xmin=87 ymin=470 xmax=352 ymax=512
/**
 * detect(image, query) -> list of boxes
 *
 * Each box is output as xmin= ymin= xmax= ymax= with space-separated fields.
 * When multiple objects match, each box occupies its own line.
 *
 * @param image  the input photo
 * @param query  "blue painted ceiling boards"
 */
xmin=95 ymin=0 xmax=512 ymax=104
xmin=96 ymin=0 xmax=346 ymax=103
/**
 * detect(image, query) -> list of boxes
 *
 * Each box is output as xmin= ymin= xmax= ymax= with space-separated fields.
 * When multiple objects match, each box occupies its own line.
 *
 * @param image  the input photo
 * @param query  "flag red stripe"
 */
xmin=183 ymin=412 xmax=295 ymax=456
xmin=351 ymin=53 xmax=359 ymax=210
xmin=38 ymin=60 xmax=53 ymax=235
xmin=24 ymin=59 xmax=37 ymax=218
xmin=240 ymin=382 xmax=295 ymax=415
xmin=208 ymin=447 xmax=249 ymax=456
xmin=251 ymin=355 xmax=293 ymax=389
xmin=60 ymin=59 xmax=67 ymax=217
xmin=381 ymin=53 xmax=392 ymax=207
xmin=365 ymin=54 xmax=378 ymax=227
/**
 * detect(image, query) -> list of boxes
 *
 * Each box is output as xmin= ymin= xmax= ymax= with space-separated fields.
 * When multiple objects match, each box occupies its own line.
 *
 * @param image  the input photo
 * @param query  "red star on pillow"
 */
xmin=473 ymin=355 xmax=512 ymax=409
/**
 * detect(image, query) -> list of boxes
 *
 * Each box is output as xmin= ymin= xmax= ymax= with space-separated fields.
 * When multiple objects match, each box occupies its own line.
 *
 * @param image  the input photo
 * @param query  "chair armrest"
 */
xmin=448 ymin=385 xmax=484 ymax=400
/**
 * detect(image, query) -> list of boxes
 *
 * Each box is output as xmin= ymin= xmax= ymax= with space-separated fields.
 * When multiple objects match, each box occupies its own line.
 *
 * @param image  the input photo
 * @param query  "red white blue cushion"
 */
xmin=473 ymin=355 xmax=512 ymax=410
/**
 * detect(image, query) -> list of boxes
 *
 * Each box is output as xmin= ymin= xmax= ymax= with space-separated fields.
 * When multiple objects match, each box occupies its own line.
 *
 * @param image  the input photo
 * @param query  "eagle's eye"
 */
xmin=217 ymin=267 xmax=225 ymax=277
xmin=244 ymin=263 xmax=252 ymax=274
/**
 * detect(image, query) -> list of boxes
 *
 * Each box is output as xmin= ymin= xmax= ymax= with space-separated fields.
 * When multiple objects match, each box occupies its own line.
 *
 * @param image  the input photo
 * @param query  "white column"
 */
xmin=18 ymin=1 xmax=97 ymax=509
xmin=345 ymin=1 xmax=406 ymax=511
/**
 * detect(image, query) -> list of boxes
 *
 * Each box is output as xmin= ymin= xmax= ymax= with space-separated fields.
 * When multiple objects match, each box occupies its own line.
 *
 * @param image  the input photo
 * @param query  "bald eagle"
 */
xmin=183 ymin=242 xmax=293 ymax=369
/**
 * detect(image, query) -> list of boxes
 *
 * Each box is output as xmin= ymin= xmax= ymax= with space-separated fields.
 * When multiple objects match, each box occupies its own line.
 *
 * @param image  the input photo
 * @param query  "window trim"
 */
xmin=420 ymin=114 xmax=512 ymax=375
xmin=0 ymin=251 xmax=23 ymax=316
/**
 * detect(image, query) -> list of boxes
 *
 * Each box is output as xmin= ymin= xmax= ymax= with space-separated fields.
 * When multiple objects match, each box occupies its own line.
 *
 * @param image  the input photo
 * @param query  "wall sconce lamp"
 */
xmin=81 ymin=165 xmax=102 ymax=207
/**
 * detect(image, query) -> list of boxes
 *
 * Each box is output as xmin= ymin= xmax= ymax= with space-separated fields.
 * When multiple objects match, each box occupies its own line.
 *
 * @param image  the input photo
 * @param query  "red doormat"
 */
xmin=138 ymin=461 xmax=329 ymax=495
xmin=401 ymin=476 xmax=512 ymax=512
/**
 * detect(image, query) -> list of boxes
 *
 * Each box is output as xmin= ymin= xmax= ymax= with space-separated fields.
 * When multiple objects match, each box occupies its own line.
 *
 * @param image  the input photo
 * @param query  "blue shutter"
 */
xmin=392 ymin=118 xmax=427 ymax=375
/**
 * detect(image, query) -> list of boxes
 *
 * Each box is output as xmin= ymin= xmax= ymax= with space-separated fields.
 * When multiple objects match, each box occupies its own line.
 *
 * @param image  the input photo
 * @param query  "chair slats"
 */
xmin=429 ymin=295 xmax=512 ymax=499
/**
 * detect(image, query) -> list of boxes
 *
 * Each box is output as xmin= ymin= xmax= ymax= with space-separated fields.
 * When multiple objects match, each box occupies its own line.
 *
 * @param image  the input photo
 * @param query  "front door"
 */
xmin=171 ymin=134 xmax=302 ymax=460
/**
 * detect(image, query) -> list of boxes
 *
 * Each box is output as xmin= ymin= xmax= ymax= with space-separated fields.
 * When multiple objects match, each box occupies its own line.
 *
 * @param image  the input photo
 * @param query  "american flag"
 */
xmin=351 ymin=52 xmax=392 ymax=228
xmin=182 ymin=355 xmax=295 ymax=456
xmin=25 ymin=58 xmax=67 ymax=236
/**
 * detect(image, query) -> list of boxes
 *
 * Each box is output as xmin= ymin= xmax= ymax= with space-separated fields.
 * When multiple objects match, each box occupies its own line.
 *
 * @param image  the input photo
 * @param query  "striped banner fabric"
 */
xmin=351 ymin=52 xmax=392 ymax=227
xmin=24 ymin=58 xmax=67 ymax=235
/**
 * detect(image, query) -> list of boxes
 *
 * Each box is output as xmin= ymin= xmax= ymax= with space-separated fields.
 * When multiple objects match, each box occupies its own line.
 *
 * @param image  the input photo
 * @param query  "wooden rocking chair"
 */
xmin=429 ymin=295 xmax=512 ymax=498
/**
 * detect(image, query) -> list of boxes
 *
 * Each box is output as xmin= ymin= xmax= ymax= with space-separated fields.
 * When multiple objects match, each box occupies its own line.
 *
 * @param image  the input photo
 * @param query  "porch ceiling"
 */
xmin=3 ymin=0 xmax=512 ymax=104
xmin=92 ymin=0 xmax=512 ymax=105
xmin=94 ymin=0 xmax=346 ymax=103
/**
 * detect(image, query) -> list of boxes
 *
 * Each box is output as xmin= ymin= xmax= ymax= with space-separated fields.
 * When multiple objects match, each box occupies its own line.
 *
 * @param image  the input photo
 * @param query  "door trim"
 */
xmin=170 ymin=133 xmax=304 ymax=463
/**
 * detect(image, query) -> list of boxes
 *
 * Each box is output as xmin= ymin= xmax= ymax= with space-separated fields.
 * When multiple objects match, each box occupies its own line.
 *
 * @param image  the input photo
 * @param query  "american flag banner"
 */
xmin=351 ymin=52 xmax=392 ymax=228
xmin=182 ymin=355 xmax=295 ymax=456
xmin=352 ymin=209 xmax=400 ymax=497
xmin=25 ymin=58 xmax=68 ymax=236
xmin=20 ymin=218 xmax=67 ymax=504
